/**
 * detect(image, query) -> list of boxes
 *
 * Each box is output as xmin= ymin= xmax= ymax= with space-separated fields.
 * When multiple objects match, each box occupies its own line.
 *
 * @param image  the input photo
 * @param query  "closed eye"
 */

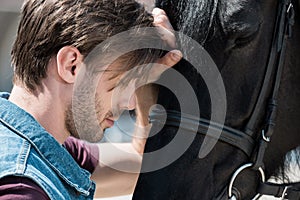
xmin=105 ymin=72 xmax=122 ymax=92
xmin=234 ymin=21 xmax=262 ymax=48
xmin=234 ymin=28 xmax=259 ymax=48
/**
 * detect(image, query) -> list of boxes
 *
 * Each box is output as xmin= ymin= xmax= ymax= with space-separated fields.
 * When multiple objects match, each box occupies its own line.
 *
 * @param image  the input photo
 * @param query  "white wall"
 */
xmin=0 ymin=0 xmax=22 ymax=91
xmin=0 ymin=9 xmax=19 ymax=91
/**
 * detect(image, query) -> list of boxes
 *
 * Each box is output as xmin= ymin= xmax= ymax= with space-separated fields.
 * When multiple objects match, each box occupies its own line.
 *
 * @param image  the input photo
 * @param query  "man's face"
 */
xmin=95 ymin=64 xmax=137 ymax=130
xmin=65 ymin=62 xmax=137 ymax=142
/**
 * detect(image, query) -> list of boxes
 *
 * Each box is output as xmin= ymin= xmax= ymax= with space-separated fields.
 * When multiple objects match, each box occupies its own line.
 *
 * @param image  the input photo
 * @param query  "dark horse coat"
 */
xmin=134 ymin=0 xmax=300 ymax=199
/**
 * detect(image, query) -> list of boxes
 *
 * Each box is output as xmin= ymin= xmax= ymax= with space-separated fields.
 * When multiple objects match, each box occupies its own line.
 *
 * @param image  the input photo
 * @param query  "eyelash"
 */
xmin=107 ymin=86 xmax=115 ymax=92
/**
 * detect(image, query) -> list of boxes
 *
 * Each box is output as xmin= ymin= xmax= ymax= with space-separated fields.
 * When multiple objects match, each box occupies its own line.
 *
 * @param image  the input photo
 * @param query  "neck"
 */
xmin=9 ymin=84 xmax=70 ymax=144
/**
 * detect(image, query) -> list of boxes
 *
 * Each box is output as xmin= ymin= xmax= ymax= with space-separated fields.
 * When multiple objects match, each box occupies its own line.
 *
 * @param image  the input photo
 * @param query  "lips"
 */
xmin=105 ymin=118 xmax=115 ymax=127
xmin=103 ymin=112 xmax=115 ymax=128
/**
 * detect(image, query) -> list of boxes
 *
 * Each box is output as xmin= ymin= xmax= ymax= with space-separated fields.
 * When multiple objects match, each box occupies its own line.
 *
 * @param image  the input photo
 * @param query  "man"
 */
xmin=0 ymin=0 xmax=181 ymax=199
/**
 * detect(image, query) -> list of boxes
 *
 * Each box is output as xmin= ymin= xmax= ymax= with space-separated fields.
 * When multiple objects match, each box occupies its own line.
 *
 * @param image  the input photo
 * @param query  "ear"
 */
xmin=56 ymin=46 xmax=83 ymax=84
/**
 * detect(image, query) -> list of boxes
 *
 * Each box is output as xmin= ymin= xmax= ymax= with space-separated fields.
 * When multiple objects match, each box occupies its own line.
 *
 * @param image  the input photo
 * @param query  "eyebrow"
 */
xmin=98 ymin=62 xmax=153 ymax=91
xmin=101 ymin=69 xmax=129 ymax=91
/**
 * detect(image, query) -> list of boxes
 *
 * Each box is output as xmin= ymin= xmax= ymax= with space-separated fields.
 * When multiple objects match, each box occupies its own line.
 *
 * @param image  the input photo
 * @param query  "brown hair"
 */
xmin=12 ymin=0 xmax=163 ymax=91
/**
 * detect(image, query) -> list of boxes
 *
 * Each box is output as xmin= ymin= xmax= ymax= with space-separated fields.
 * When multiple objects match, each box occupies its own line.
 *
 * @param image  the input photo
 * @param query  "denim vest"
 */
xmin=0 ymin=92 xmax=95 ymax=199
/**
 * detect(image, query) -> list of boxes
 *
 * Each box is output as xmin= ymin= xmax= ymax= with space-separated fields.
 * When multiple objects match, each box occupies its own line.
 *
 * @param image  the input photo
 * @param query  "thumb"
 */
xmin=142 ymin=50 xmax=182 ymax=83
xmin=157 ymin=50 xmax=182 ymax=68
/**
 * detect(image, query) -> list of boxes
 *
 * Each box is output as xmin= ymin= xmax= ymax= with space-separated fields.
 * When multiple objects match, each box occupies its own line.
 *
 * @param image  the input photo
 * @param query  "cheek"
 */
xmin=104 ymin=91 xmax=113 ymax=108
xmin=96 ymin=90 xmax=114 ymax=111
xmin=95 ymin=84 xmax=110 ymax=105
xmin=96 ymin=73 xmax=126 ymax=111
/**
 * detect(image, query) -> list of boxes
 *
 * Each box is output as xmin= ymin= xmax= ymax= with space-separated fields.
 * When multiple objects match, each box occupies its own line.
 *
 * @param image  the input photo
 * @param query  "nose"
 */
xmin=112 ymin=80 xmax=137 ymax=120
xmin=119 ymin=93 xmax=136 ymax=111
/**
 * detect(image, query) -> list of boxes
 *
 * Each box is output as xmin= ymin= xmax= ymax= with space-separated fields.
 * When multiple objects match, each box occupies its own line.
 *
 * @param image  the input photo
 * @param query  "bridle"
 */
xmin=150 ymin=0 xmax=299 ymax=199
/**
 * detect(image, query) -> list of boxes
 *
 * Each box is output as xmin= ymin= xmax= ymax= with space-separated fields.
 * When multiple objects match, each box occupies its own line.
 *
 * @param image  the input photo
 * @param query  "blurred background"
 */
xmin=0 ymin=1 xmax=132 ymax=199
xmin=0 ymin=0 xmax=21 ymax=92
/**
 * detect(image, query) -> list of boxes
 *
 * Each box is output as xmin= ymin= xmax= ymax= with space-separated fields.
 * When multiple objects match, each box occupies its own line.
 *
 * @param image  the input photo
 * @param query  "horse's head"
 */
xmin=156 ymin=0 xmax=277 ymax=128
xmin=134 ymin=0 xmax=300 ymax=199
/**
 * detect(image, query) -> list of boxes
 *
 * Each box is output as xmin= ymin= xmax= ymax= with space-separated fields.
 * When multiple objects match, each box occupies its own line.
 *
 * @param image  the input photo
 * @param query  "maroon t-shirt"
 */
xmin=0 ymin=137 xmax=99 ymax=200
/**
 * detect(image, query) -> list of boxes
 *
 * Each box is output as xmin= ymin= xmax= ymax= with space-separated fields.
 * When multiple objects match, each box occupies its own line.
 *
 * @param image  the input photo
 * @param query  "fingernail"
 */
xmin=172 ymin=50 xmax=182 ymax=60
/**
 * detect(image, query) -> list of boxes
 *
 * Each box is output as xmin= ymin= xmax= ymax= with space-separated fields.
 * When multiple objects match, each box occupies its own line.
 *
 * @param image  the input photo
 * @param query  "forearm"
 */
xmin=91 ymin=143 xmax=142 ymax=198
xmin=133 ymin=84 xmax=158 ymax=153
xmin=132 ymin=121 xmax=152 ymax=154
xmin=91 ymin=93 xmax=155 ymax=198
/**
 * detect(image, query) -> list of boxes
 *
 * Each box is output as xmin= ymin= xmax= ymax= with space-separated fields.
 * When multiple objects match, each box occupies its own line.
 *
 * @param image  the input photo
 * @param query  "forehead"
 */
xmin=99 ymin=63 xmax=153 ymax=91
xmin=85 ymin=49 xmax=156 ymax=86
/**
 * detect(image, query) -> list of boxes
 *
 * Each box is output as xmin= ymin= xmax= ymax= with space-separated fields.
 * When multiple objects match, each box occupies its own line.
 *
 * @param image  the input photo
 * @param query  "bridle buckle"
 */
xmin=262 ymin=130 xmax=271 ymax=142
xmin=280 ymin=186 xmax=288 ymax=200
xmin=287 ymin=3 xmax=293 ymax=14
xmin=228 ymin=163 xmax=265 ymax=200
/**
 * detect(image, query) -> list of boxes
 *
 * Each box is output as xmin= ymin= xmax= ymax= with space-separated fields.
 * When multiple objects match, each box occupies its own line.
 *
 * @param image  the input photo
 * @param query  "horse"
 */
xmin=133 ymin=0 xmax=300 ymax=199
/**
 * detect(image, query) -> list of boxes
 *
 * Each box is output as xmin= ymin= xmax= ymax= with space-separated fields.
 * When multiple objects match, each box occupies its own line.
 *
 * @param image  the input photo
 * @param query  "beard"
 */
xmin=65 ymin=95 xmax=105 ymax=143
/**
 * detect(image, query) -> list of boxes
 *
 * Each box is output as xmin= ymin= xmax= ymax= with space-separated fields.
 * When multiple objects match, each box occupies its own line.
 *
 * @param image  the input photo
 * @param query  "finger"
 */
xmin=152 ymin=8 xmax=176 ymax=48
xmin=156 ymin=50 xmax=182 ymax=67
xmin=155 ymin=26 xmax=176 ymax=48
xmin=145 ymin=50 xmax=182 ymax=82
xmin=153 ymin=14 xmax=173 ymax=32
xmin=152 ymin=8 xmax=166 ymax=16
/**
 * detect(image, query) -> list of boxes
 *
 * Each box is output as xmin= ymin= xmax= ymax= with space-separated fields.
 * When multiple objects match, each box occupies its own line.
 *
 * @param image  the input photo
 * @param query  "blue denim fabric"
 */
xmin=0 ymin=92 xmax=95 ymax=199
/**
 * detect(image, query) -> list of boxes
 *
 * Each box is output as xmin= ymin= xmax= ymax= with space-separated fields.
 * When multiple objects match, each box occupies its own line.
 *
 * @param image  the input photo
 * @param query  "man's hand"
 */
xmin=135 ymin=7 xmax=182 ymax=121
xmin=152 ymin=8 xmax=176 ymax=48
xmin=133 ymin=8 xmax=182 ymax=154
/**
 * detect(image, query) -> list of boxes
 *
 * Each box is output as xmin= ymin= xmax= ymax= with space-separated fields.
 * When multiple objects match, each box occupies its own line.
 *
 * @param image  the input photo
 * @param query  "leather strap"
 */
xmin=244 ymin=0 xmax=294 ymax=137
xmin=251 ymin=0 xmax=294 ymax=170
xmin=257 ymin=182 xmax=300 ymax=199
xmin=149 ymin=109 xmax=255 ymax=157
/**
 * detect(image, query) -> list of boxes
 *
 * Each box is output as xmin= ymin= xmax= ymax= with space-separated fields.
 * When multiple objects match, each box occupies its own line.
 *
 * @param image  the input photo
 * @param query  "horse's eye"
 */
xmin=234 ymin=21 xmax=262 ymax=48
xmin=234 ymin=29 xmax=259 ymax=48
xmin=225 ymin=21 xmax=261 ymax=51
